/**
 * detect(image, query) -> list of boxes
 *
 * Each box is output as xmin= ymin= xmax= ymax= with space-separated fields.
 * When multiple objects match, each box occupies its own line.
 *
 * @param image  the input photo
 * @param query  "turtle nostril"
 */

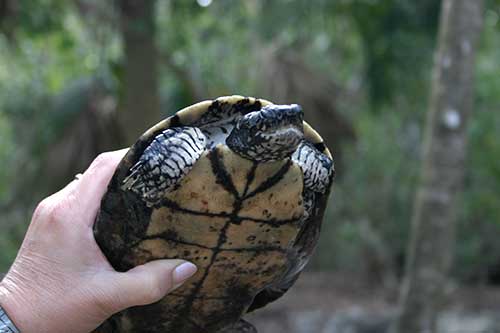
xmin=283 ymin=105 xmax=303 ymax=126
xmin=291 ymin=104 xmax=302 ymax=113
xmin=289 ymin=104 xmax=303 ymax=118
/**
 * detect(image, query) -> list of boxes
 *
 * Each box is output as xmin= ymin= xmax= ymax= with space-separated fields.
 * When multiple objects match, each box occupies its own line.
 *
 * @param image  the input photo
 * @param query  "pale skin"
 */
xmin=0 ymin=149 xmax=197 ymax=333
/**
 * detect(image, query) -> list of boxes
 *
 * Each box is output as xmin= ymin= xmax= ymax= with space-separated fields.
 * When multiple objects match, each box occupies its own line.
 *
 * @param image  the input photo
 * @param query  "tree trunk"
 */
xmin=118 ymin=0 xmax=161 ymax=144
xmin=392 ymin=1 xmax=483 ymax=332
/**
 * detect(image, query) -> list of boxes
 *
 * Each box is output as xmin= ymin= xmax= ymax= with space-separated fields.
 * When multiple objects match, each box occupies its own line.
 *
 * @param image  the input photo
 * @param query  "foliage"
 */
xmin=315 ymin=107 xmax=421 ymax=278
xmin=333 ymin=0 xmax=441 ymax=109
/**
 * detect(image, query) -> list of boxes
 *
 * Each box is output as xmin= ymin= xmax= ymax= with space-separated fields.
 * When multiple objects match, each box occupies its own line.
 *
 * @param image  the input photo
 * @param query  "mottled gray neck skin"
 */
xmin=225 ymin=104 xmax=304 ymax=162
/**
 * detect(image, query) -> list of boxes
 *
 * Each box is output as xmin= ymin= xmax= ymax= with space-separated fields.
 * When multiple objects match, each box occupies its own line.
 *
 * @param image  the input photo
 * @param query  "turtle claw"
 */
xmin=218 ymin=319 xmax=257 ymax=333
xmin=122 ymin=126 xmax=207 ymax=206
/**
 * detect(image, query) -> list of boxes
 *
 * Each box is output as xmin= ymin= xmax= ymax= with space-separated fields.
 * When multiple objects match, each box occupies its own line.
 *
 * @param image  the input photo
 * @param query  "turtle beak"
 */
xmin=283 ymin=104 xmax=303 ymax=127
xmin=259 ymin=105 xmax=304 ymax=149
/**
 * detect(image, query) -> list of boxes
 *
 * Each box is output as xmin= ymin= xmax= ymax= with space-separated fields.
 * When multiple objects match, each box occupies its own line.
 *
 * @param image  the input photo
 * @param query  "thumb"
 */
xmin=98 ymin=260 xmax=197 ymax=314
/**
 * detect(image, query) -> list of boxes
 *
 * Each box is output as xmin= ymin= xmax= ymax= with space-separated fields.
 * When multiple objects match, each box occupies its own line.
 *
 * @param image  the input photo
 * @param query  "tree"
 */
xmin=392 ymin=0 xmax=484 ymax=332
xmin=118 ymin=0 xmax=161 ymax=144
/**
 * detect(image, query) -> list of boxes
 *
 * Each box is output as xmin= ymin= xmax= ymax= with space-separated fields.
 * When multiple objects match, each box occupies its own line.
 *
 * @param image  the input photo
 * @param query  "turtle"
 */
xmin=93 ymin=96 xmax=334 ymax=333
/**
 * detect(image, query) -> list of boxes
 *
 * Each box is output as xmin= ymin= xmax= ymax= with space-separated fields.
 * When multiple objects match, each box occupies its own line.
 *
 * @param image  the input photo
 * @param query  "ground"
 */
xmin=247 ymin=272 xmax=500 ymax=333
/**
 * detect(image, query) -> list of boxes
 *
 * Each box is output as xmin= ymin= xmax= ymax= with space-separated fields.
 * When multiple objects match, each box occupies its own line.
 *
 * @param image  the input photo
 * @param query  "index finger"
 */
xmin=75 ymin=149 xmax=129 ymax=225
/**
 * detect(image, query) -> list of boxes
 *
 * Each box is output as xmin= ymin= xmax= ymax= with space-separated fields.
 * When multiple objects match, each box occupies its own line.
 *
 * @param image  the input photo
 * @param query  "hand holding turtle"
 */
xmin=94 ymin=97 xmax=335 ymax=332
xmin=0 ymin=150 xmax=197 ymax=333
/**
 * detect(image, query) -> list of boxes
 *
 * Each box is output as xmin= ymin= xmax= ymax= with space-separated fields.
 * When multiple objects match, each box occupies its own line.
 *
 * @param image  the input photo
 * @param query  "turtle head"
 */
xmin=226 ymin=104 xmax=304 ymax=162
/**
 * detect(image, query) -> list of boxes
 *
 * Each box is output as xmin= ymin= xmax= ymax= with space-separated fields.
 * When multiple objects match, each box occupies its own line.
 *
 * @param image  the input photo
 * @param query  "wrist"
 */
xmin=0 ymin=303 xmax=20 ymax=333
xmin=0 ymin=277 xmax=37 ymax=333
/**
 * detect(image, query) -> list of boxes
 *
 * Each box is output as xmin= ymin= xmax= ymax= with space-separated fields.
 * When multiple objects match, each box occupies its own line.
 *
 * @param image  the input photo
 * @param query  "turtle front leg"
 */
xmin=122 ymin=126 xmax=207 ymax=206
xmin=218 ymin=319 xmax=257 ymax=333
xmin=292 ymin=141 xmax=334 ymax=194
xmin=292 ymin=141 xmax=334 ymax=224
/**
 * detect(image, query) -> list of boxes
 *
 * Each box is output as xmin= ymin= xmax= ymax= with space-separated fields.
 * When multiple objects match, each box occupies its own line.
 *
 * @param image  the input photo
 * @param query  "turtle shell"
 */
xmin=94 ymin=96 xmax=333 ymax=333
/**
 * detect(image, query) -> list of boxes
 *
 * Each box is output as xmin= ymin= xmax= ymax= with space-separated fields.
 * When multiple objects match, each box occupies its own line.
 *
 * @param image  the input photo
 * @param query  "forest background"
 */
xmin=0 ymin=1 xmax=499 ymax=332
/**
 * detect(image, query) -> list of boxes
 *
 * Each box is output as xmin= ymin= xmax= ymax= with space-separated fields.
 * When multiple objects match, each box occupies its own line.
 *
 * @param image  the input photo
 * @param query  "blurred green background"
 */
xmin=1 ymin=0 xmax=500 ymax=291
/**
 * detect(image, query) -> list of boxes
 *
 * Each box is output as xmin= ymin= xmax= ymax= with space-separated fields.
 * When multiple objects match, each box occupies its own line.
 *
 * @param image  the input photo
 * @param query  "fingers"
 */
xmin=75 ymin=149 xmax=129 ymax=225
xmin=37 ymin=149 xmax=129 ymax=223
xmin=96 ymin=260 xmax=197 ymax=314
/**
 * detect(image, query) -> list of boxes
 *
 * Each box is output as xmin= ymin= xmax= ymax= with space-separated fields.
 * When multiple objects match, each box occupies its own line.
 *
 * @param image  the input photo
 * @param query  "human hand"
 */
xmin=0 ymin=150 xmax=197 ymax=333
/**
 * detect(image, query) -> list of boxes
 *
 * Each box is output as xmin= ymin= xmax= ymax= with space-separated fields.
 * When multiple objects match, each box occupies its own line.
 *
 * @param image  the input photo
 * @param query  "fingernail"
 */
xmin=173 ymin=262 xmax=197 ymax=284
